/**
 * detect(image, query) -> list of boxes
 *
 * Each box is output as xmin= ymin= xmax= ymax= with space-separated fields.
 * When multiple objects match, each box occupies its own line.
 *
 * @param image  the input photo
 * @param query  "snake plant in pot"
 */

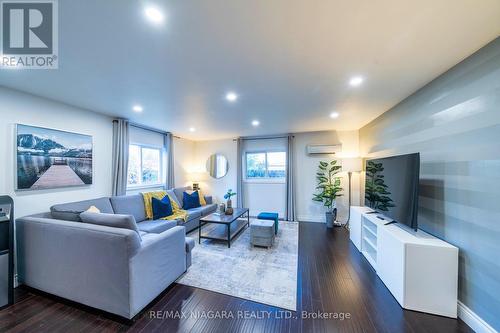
xmin=312 ymin=160 xmax=343 ymax=228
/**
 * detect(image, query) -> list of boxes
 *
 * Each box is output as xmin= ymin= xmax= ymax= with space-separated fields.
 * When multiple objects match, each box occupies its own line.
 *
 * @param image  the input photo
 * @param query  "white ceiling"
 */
xmin=1 ymin=0 xmax=499 ymax=140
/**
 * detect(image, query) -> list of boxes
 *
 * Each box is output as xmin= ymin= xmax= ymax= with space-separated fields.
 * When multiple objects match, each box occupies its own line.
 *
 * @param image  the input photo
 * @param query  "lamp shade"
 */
xmin=342 ymin=157 xmax=362 ymax=173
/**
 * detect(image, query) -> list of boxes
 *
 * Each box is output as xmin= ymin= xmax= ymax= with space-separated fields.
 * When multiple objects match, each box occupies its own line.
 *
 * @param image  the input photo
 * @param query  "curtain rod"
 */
xmin=232 ymin=134 xmax=295 ymax=141
xmin=129 ymin=122 xmax=180 ymax=138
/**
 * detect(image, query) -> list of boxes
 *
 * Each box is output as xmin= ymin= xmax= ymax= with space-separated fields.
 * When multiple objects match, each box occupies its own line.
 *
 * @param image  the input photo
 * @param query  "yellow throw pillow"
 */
xmin=198 ymin=190 xmax=207 ymax=206
xmin=86 ymin=205 xmax=101 ymax=213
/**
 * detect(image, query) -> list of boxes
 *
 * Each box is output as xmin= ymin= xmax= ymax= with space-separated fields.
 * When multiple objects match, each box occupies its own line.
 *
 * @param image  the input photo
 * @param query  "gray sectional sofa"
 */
xmin=15 ymin=186 xmax=216 ymax=319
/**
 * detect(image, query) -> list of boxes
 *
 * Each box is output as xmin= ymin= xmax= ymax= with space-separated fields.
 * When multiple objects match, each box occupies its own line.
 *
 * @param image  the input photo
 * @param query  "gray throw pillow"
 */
xmin=166 ymin=189 xmax=181 ymax=207
xmin=80 ymin=212 xmax=142 ymax=240
xmin=50 ymin=208 xmax=84 ymax=222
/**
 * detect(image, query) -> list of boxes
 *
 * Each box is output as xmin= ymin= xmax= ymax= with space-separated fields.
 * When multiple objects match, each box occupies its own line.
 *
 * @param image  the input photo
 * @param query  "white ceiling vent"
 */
xmin=306 ymin=144 xmax=342 ymax=155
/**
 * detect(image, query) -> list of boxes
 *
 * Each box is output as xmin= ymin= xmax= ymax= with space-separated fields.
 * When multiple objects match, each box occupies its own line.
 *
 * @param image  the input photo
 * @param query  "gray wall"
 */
xmin=360 ymin=37 xmax=500 ymax=330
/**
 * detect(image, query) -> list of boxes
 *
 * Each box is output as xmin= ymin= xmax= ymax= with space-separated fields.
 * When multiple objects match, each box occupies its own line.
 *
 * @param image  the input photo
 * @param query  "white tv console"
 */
xmin=349 ymin=206 xmax=459 ymax=318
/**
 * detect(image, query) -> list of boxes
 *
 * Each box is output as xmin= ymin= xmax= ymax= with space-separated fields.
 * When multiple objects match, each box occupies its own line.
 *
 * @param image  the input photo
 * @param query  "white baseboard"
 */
xmin=458 ymin=301 xmax=498 ymax=333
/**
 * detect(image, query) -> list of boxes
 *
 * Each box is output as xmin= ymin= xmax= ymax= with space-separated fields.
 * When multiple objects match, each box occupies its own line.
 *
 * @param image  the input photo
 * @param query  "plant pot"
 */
xmin=325 ymin=211 xmax=333 ymax=228
xmin=225 ymin=199 xmax=233 ymax=215
xmin=325 ymin=205 xmax=338 ymax=228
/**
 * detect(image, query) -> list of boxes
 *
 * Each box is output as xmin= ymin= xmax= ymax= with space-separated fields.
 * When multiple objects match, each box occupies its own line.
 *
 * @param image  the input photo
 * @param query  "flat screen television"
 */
xmin=364 ymin=153 xmax=420 ymax=231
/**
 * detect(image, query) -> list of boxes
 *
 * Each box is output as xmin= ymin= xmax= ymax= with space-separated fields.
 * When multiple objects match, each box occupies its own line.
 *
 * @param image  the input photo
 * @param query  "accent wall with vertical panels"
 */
xmin=359 ymin=37 xmax=500 ymax=330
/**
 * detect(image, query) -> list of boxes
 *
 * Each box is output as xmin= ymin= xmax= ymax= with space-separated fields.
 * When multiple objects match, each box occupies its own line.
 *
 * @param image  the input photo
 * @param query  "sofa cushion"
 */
xmin=173 ymin=186 xmax=191 ymax=208
xmin=189 ymin=204 xmax=217 ymax=217
xmin=110 ymin=194 xmax=147 ymax=222
xmin=203 ymin=195 xmax=213 ymax=205
xmin=51 ymin=197 xmax=113 ymax=222
xmin=152 ymin=196 xmax=173 ymax=220
xmin=80 ymin=212 xmax=142 ymax=240
xmin=166 ymin=189 xmax=181 ymax=207
xmin=182 ymin=191 xmax=201 ymax=210
xmin=137 ymin=219 xmax=178 ymax=233
xmin=201 ymin=203 xmax=217 ymax=215
xmin=186 ymin=210 xmax=201 ymax=222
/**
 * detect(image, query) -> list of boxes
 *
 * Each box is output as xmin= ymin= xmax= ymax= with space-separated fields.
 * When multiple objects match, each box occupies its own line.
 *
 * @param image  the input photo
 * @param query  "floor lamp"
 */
xmin=342 ymin=158 xmax=362 ymax=229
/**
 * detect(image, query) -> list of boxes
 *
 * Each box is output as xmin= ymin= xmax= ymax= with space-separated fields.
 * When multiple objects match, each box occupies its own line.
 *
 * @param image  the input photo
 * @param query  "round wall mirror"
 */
xmin=206 ymin=154 xmax=229 ymax=179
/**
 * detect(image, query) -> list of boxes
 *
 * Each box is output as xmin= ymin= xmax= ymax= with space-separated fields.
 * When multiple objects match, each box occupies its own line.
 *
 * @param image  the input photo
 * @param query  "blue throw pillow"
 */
xmin=183 ymin=191 xmax=201 ymax=210
xmin=152 ymin=195 xmax=173 ymax=220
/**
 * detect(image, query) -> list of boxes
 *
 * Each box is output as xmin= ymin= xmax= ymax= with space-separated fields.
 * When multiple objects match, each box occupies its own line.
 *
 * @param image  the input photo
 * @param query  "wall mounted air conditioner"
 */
xmin=306 ymin=144 xmax=342 ymax=155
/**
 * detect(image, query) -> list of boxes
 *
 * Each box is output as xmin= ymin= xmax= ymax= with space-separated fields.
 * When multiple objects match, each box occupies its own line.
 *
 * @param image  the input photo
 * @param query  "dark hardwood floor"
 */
xmin=0 ymin=222 xmax=472 ymax=333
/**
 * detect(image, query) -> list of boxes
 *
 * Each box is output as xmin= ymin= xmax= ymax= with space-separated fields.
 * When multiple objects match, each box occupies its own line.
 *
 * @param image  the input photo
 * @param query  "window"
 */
xmin=127 ymin=145 xmax=162 ymax=187
xmin=246 ymin=151 xmax=286 ymax=179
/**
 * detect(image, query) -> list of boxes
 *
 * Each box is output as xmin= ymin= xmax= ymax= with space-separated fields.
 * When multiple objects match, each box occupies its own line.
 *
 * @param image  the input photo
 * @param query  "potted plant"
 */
xmin=312 ymin=160 xmax=343 ymax=228
xmin=224 ymin=189 xmax=237 ymax=215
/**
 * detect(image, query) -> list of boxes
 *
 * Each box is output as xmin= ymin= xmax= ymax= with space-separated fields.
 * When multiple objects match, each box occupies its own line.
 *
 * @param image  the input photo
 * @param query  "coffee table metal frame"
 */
xmin=198 ymin=208 xmax=250 ymax=248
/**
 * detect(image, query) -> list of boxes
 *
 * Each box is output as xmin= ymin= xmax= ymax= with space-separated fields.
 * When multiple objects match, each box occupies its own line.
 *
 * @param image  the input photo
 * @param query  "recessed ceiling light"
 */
xmin=132 ymin=105 xmax=143 ymax=113
xmin=252 ymin=120 xmax=260 ymax=127
xmin=330 ymin=112 xmax=339 ymax=119
xmin=189 ymin=127 xmax=196 ymax=132
xmin=145 ymin=7 xmax=164 ymax=24
xmin=225 ymin=92 xmax=238 ymax=102
xmin=349 ymin=76 xmax=364 ymax=87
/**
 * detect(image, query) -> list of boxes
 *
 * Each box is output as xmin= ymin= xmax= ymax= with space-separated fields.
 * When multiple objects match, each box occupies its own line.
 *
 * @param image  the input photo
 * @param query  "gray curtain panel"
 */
xmin=164 ymin=133 xmax=175 ymax=189
xmin=286 ymin=134 xmax=296 ymax=221
xmin=236 ymin=137 xmax=244 ymax=208
xmin=112 ymin=119 xmax=130 ymax=196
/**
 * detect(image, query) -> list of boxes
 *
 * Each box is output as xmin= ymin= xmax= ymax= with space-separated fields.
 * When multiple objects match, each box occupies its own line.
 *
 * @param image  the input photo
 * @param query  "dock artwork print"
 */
xmin=16 ymin=124 xmax=93 ymax=190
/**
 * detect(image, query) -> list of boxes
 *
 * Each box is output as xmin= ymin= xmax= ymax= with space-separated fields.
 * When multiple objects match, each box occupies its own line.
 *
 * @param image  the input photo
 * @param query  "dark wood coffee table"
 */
xmin=199 ymin=208 xmax=250 ymax=248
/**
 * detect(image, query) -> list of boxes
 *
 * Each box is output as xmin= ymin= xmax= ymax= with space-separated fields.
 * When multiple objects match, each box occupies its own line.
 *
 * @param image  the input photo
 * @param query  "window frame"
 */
xmin=244 ymin=150 xmax=287 ymax=183
xmin=127 ymin=143 xmax=164 ymax=189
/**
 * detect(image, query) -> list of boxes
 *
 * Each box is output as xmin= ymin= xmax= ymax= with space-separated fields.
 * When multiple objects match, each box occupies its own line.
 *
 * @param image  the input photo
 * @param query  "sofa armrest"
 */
xmin=204 ymin=195 xmax=213 ymax=204
xmin=129 ymin=226 xmax=186 ymax=317
xmin=185 ymin=237 xmax=195 ymax=268
xmin=16 ymin=216 xmax=141 ymax=318
xmin=132 ymin=225 xmax=185 ymax=258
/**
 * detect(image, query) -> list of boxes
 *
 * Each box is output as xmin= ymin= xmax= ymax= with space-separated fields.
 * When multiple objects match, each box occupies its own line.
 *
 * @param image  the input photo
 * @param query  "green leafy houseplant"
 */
xmin=365 ymin=161 xmax=395 ymax=211
xmin=312 ymin=160 xmax=343 ymax=227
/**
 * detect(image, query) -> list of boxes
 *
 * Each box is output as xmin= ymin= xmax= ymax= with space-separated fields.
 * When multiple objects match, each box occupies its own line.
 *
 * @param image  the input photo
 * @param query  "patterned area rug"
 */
xmin=177 ymin=220 xmax=299 ymax=310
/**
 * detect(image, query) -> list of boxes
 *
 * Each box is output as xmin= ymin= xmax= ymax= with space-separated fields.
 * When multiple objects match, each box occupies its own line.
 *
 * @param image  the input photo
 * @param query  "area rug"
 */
xmin=176 ymin=220 xmax=299 ymax=311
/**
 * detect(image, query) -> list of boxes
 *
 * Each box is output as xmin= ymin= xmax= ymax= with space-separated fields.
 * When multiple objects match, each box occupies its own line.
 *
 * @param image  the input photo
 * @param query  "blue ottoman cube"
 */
xmin=257 ymin=212 xmax=279 ymax=235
